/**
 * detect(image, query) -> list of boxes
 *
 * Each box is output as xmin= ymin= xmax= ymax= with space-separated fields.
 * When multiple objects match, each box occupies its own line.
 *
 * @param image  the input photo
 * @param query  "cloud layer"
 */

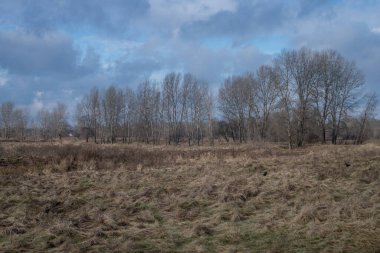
xmin=0 ymin=0 xmax=379 ymax=115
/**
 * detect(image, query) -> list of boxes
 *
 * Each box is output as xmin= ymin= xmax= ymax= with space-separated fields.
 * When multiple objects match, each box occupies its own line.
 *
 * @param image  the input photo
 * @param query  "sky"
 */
xmin=0 ymin=0 xmax=379 ymax=116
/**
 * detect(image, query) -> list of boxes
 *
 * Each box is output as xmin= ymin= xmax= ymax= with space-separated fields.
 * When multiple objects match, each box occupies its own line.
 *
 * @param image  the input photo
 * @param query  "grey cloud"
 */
xmin=0 ymin=0 xmax=379 ymax=116
xmin=297 ymin=0 xmax=338 ymax=18
xmin=180 ymin=0 xmax=289 ymax=40
xmin=161 ymin=40 xmax=272 ymax=86
xmin=0 ymin=30 xmax=104 ymax=77
xmin=0 ymin=30 xmax=77 ymax=76
xmin=179 ymin=0 xmax=342 ymax=42
xmin=0 ymin=30 xmax=104 ymax=110
xmin=0 ymin=71 xmax=110 ymax=115
xmin=291 ymin=18 xmax=380 ymax=93
xmin=79 ymin=47 xmax=102 ymax=76
xmin=113 ymin=57 xmax=162 ymax=86
xmin=0 ymin=0 xmax=150 ymax=35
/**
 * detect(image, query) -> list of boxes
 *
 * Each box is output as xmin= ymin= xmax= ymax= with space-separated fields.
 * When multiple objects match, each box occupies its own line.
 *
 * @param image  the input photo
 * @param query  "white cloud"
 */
xmin=371 ymin=27 xmax=380 ymax=34
xmin=62 ymin=89 xmax=74 ymax=96
xmin=0 ymin=77 xmax=7 ymax=87
xmin=35 ymin=91 xmax=44 ymax=97
xmin=0 ymin=68 xmax=8 ymax=86
xmin=30 ymin=98 xmax=44 ymax=113
xmin=75 ymin=36 xmax=144 ymax=67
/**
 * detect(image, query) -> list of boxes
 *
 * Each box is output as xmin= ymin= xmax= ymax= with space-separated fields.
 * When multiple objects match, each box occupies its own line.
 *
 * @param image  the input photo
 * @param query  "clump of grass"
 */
xmin=0 ymin=142 xmax=379 ymax=252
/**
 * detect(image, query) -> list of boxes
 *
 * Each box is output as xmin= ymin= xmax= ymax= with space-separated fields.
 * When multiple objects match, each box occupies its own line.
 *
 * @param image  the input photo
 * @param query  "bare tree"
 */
xmin=36 ymin=103 xmax=68 ymax=140
xmin=102 ymin=86 xmax=124 ymax=143
xmin=125 ymin=88 xmax=137 ymax=143
xmin=274 ymin=52 xmax=296 ymax=149
xmin=88 ymin=87 xmax=101 ymax=143
xmin=76 ymin=87 xmax=101 ymax=142
xmin=1 ymin=102 xmax=14 ymax=139
xmin=289 ymin=48 xmax=318 ymax=146
xmin=330 ymin=60 xmax=364 ymax=144
xmin=76 ymin=99 xmax=91 ymax=141
xmin=52 ymin=103 xmax=68 ymax=139
xmin=162 ymin=72 xmax=188 ymax=144
xmin=218 ymin=75 xmax=252 ymax=143
xmin=185 ymin=74 xmax=211 ymax=145
xmin=356 ymin=93 xmax=378 ymax=144
xmin=13 ymin=108 xmax=29 ymax=141
xmin=274 ymin=48 xmax=319 ymax=147
xmin=37 ymin=109 xmax=51 ymax=140
xmin=29 ymin=119 xmax=40 ymax=141
xmin=311 ymin=50 xmax=343 ymax=143
xmin=137 ymin=80 xmax=161 ymax=144
xmin=206 ymin=88 xmax=215 ymax=145
xmin=255 ymin=65 xmax=279 ymax=140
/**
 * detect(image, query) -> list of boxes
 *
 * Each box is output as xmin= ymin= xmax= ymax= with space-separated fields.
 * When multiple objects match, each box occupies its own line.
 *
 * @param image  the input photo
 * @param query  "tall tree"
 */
xmin=274 ymin=52 xmax=295 ymax=149
xmin=37 ymin=103 xmax=67 ymax=140
xmin=356 ymin=93 xmax=377 ymax=144
xmin=330 ymin=60 xmax=364 ymax=144
xmin=1 ymin=102 xmax=14 ymax=139
xmin=102 ymin=86 xmax=123 ymax=143
xmin=137 ymin=80 xmax=161 ymax=144
xmin=289 ymin=48 xmax=318 ymax=147
xmin=186 ymin=74 xmax=210 ymax=145
xmin=88 ymin=87 xmax=101 ymax=143
xmin=218 ymin=75 xmax=252 ymax=143
xmin=312 ymin=50 xmax=343 ymax=143
xmin=76 ymin=87 xmax=101 ymax=142
xmin=13 ymin=108 xmax=29 ymax=141
xmin=37 ymin=109 xmax=51 ymax=140
xmin=125 ymin=88 xmax=137 ymax=143
xmin=51 ymin=103 xmax=68 ymax=139
xmin=255 ymin=65 xmax=279 ymax=140
xmin=162 ymin=72 xmax=187 ymax=144
xmin=76 ymin=98 xmax=92 ymax=141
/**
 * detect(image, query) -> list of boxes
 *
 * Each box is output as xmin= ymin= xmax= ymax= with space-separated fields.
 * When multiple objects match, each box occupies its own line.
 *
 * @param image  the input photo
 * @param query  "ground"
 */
xmin=0 ymin=141 xmax=379 ymax=252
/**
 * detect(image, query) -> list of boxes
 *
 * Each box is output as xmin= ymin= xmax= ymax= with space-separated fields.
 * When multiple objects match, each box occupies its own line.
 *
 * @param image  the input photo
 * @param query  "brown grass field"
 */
xmin=0 ymin=141 xmax=379 ymax=252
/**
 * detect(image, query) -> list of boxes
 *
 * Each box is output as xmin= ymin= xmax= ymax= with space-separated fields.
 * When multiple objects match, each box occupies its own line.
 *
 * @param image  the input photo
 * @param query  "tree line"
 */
xmin=218 ymin=48 xmax=378 ymax=147
xmin=0 ymin=48 xmax=378 ymax=146
xmin=75 ymin=73 xmax=213 ymax=145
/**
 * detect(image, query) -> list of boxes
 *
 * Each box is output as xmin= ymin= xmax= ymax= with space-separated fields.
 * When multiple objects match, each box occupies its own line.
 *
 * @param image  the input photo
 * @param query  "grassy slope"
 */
xmin=0 ymin=142 xmax=379 ymax=252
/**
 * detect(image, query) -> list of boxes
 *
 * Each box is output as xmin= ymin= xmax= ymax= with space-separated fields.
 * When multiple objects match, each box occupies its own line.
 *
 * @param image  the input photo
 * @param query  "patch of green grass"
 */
xmin=197 ymin=237 xmax=217 ymax=253
xmin=237 ymin=227 xmax=328 ymax=253
xmin=79 ymin=178 xmax=94 ymax=189
xmin=130 ymin=239 xmax=160 ymax=253
xmin=0 ymin=233 xmax=8 ymax=244
xmin=241 ymin=229 xmax=289 ymax=249
xmin=151 ymin=208 xmax=164 ymax=224
xmin=179 ymin=200 xmax=202 ymax=210
xmin=31 ymin=233 xmax=55 ymax=250
xmin=171 ymin=233 xmax=192 ymax=249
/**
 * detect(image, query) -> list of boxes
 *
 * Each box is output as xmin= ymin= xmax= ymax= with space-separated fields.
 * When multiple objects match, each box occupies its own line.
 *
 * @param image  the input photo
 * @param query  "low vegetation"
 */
xmin=0 ymin=141 xmax=379 ymax=252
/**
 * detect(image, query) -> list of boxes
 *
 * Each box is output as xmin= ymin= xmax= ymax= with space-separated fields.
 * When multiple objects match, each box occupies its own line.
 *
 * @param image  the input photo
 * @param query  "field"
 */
xmin=0 ymin=141 xmax=379 ymax=253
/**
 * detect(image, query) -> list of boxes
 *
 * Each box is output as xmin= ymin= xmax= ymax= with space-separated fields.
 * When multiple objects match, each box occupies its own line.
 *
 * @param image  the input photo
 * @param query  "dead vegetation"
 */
xmin=0 ymin=142 xmax=379 ymax=252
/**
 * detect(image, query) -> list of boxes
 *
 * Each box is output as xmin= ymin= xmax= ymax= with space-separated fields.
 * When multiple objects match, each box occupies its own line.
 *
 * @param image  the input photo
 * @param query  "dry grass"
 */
xmin=0 ymin=141 xmax=379 ymax=252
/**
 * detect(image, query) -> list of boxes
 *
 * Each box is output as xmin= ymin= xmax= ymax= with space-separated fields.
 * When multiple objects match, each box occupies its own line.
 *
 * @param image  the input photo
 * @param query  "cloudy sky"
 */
xmin=0 ymin=0 xmax=379 ymax=114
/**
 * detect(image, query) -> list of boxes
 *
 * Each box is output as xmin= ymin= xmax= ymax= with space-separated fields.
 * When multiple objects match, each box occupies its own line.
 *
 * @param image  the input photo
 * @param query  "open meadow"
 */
xmin=0 ymin=141 xmax=379 ymax=253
